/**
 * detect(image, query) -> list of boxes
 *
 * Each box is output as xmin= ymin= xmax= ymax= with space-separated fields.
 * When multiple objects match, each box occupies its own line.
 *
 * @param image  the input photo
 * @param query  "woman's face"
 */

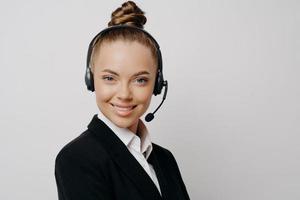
xmin=93 ymin=40 xmax=156 ymax=133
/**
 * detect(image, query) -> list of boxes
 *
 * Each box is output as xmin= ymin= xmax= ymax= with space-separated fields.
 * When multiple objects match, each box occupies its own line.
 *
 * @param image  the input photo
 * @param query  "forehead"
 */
xmin=93 ymin=40 xmax=157 ymax=75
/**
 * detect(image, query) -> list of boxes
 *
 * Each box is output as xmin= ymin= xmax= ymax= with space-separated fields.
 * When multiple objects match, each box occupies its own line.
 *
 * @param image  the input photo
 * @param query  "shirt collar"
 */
xmin=97 ymin=111 xmax=153 ymax=159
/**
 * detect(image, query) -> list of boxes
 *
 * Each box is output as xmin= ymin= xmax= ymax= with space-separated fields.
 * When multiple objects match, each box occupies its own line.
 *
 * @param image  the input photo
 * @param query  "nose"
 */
xmin=117 ymin=82 xmax=132 ymax=101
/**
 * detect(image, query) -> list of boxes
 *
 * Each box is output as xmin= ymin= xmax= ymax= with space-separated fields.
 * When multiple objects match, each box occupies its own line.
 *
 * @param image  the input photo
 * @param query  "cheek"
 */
xmin=95 ymin=83 xmax=114 ymax=103
xmin=134 ymin=80 xmax=155 ymax=105
xmin=134 ymin=87 xmax=153 ymax=104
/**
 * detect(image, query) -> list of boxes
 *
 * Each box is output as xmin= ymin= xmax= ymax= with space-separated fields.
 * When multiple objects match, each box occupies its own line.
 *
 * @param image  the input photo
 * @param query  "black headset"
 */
xmin=85 ymin=25 xmax=165 ymax=96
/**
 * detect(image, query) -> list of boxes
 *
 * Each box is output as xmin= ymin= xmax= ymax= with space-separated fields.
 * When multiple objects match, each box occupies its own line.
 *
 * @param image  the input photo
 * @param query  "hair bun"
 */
xmin=108 ymin=1 xmax=147 ymax=28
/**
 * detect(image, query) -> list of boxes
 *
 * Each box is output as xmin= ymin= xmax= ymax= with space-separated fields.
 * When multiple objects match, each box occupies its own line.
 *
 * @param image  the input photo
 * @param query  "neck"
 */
xmin=128 ymin=120 xmax=139 ymax=135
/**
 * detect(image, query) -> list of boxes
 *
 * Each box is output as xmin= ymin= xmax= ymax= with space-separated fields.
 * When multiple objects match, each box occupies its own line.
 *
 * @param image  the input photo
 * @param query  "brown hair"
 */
xmin=90 ymin=1 xmax=158 ymax=73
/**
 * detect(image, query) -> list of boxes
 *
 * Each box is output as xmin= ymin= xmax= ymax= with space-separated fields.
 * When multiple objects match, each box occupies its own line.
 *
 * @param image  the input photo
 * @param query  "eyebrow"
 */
xmin=101 ymin=69 xmax=150 ymax=77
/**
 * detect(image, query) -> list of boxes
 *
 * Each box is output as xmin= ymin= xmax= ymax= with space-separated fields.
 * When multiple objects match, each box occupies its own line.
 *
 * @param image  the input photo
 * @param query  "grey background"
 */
xmin=0 ymin=0 xmax=299 ymax=199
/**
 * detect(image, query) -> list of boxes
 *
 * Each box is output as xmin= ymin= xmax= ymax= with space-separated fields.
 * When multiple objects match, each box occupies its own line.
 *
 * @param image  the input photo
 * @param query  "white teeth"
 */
xmin=112 ymin=104 xmax=136 ymax=116
xmin=114 ymin=105 xmax=133 ymax=111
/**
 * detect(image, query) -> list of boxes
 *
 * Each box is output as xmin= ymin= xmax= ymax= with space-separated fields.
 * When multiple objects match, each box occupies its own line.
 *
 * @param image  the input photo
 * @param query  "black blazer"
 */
xmin=55 ymin=115 xmax=190 ymax=200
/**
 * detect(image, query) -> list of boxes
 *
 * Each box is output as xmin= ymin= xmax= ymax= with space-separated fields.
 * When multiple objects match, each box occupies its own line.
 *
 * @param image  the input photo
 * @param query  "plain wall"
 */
xmin=0 ymin=0 xmax=299 ymax=199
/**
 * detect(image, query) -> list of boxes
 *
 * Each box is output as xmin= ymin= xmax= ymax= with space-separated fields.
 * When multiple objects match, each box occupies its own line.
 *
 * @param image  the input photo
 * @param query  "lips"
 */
xmin=111 ymin=103 xmax=137 ymax=117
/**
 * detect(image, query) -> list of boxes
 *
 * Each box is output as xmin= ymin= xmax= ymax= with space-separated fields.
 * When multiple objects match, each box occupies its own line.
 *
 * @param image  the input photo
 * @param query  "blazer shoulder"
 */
xmin=55 ymin=129 xmax=109 ymax=167
xmin=152 ymin=143 xmax=190 ymax=199
xmin=152 ymin=143 xmax=174 ymax=158
xmin=151 ymin=143 xmax=184 ymax=176
xmin=151 ymin=143 xmax=180 ymax=166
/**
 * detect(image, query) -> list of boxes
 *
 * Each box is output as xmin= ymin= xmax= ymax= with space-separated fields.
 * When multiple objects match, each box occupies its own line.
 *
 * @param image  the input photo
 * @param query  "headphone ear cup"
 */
xmin=153 ymin=70 xmax=164 ymax=95
xmin=85 ymin=67 xmax=95 ymax=92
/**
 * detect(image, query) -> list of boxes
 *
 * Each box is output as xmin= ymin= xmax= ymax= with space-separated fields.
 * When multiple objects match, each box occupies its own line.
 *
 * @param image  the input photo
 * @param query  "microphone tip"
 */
xmin=145 ymin=113 xmax=154 ymax=122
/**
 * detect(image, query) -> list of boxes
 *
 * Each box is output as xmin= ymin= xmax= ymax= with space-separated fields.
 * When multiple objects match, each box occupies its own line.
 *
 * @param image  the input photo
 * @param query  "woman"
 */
xmin=55 ymin=1 xmax=190 ymax=200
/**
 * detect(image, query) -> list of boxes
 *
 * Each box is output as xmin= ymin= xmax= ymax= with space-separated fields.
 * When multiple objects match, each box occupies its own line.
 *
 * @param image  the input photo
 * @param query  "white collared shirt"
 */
xmin=97 ymin=112 xmax=161 ymax=195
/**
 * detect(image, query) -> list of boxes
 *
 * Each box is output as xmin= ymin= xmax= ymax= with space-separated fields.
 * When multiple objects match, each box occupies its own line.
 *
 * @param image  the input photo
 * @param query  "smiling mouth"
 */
xmin=111 ymin=104 xmax=137 ymax=117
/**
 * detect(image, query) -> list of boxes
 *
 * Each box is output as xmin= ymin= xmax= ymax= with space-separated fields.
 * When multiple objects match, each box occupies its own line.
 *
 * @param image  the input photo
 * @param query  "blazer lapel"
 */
xmin=87 ymin=115 xmax=163 ymax=200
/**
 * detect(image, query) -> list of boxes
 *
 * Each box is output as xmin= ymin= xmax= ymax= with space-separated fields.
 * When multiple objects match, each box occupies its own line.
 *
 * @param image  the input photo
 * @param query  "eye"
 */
xmin=135 ymin=77 xmax=149 ymax=85
xmin=102 ymin=75 xmax=115 ymax=81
